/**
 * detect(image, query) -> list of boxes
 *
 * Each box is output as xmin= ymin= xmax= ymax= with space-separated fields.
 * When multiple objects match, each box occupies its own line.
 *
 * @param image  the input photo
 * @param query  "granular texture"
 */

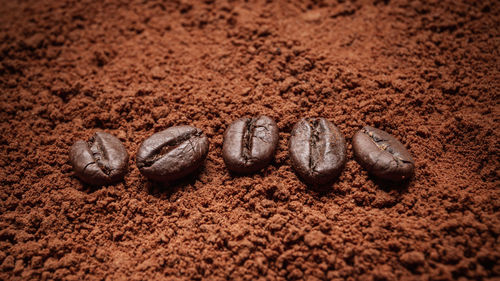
xmin=0 ymin=0 xmax=499 ymax=280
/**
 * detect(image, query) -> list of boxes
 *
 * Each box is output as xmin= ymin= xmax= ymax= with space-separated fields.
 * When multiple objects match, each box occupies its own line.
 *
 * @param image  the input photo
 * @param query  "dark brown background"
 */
xmin=0 ymin=0 xmax=499 ymax=280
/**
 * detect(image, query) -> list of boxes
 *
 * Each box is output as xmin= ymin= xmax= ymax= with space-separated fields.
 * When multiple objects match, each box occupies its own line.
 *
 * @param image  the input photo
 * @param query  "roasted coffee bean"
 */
xmin=69 ymin=131 xmax=129 ymax=186
xmin=353 ymin=126 xmax=414 ymax=182
xmin=222 ymin=116 xmax=279 ymax=174
xmin=136 ymin=126 xmax=209 ymax=182
xmin=289 ymin=118 xmax=347 ymax=185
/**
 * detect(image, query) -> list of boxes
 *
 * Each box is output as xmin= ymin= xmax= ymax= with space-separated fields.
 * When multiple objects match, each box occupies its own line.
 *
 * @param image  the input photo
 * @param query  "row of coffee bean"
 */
xmin=69 ymin=116 xmax=415 ymax=186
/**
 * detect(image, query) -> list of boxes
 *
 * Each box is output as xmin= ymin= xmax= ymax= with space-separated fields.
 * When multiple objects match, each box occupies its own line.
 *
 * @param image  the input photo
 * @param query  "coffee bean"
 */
xmin=222 ymin=116 xmax=279 ymax=174
xmin=289 ymin=118 xmax=347 ymax=185
xmin=136 ymin=126 xmax=209 ymax=182
xmin=69 ymin=131 xmax=129 ymax=186
xmin=352 ymin=126 xmax=414 ymax=182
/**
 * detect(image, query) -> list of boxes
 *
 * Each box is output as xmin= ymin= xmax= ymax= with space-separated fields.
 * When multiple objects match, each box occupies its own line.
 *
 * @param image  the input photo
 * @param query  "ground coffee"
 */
xmin=0 ymin=0 xmax=498 ymax=280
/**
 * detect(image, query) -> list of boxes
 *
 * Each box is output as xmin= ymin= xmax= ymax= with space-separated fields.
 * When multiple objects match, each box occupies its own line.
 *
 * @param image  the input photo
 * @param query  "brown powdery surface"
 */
xmin=0 ymin=0 xmax=499 ymax=280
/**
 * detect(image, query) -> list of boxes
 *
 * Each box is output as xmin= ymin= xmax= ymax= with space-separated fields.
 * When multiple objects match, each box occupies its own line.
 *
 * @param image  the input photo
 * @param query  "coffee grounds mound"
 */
xmin=1 ymin=0 xmax=499 ymax=280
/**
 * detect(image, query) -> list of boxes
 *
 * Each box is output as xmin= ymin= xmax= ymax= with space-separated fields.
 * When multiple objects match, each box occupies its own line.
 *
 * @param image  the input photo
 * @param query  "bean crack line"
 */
xmin=87 ymin=136 xmax=111 ymax=175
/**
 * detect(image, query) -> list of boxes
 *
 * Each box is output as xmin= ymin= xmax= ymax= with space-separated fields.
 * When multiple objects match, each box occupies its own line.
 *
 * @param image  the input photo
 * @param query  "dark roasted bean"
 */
xmin=69 ymin=131 xmax=129 ymax=186
xmin=136 ymin=126 xmax=209 ymax=182
xmin=353 ymin=126 xmax=414 ymax=182
xmin=222 ymin=116 xmax=279 ymax=174
xmin=289 ymin=118 xmax=347 ymax=185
